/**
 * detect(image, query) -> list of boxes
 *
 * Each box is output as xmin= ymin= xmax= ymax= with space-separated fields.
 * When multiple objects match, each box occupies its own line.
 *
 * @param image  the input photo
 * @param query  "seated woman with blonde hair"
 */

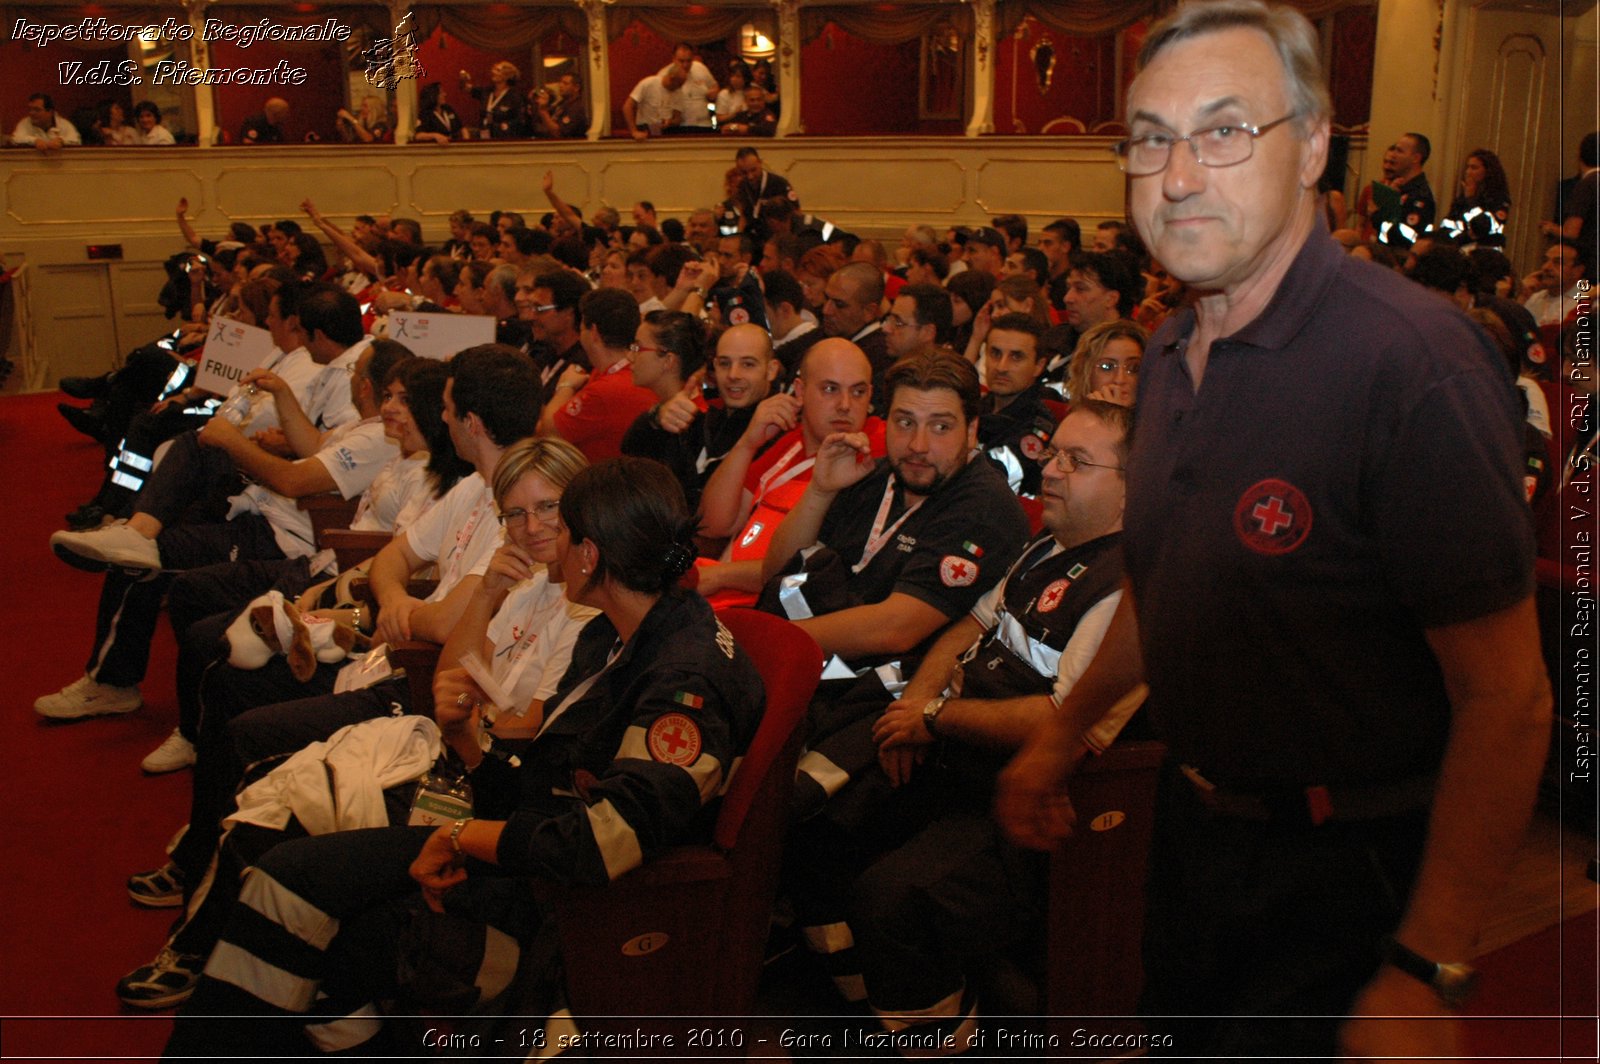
xmin=1066 ymin=319 xmax=1149 ymax=407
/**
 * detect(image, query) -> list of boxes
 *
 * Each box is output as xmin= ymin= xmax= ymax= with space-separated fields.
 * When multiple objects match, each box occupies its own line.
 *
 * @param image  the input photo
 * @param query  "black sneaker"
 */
xmin=117 ymin=947 xmax=202 ymax=1009
xmin=57 ymin=403 xmax=108 ymax=443
xmin=127 ymin=861 xmax=184 ymax=908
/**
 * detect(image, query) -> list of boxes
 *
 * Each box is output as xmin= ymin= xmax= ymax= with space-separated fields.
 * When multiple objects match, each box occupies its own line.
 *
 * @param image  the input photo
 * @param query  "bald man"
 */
xmin=240 ymin=98 xmax=289 ymax=145
xmin=696 ymin=338 xmax=885 ymax=607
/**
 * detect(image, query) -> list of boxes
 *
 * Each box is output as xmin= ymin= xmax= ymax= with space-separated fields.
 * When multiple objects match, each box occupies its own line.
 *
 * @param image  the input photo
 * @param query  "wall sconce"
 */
xmin=741 ymin=24 xmax=775 ymax=61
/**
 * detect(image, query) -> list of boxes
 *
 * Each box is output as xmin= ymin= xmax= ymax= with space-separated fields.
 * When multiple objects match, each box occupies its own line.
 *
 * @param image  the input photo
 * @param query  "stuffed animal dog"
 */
xmin=223 ymin=590 xmax=369 ymax=682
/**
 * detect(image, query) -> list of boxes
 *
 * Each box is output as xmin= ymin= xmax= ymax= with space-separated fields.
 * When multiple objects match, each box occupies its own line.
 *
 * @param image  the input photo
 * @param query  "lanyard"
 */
xmin=441 ymin=487 xmax=493 ymax=587
xmin=756 ymin=441 xmax=811 ymax=501
xmin=750 ymin=171 xmax=770 ymax=217
xmin=854 ymin=475 xmax=921 ymax=574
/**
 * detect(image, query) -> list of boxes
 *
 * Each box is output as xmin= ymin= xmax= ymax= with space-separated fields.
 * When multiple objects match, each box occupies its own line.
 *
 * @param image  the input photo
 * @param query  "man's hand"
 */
xmin=250 ymin=427 xmax=293 ymax=457
xmin=741 ymin=393 xmax=801 ymax=453
xmin=376 ymin=595 xmax=425 ymax=645
xmin=241 ymin=369 xmax=290 ymax=396
xmin=176 ymin=197 xmax=189 ymax=217
xmin=809 ymin=431 xmax=876 ymax=494
xmin=994 ymin=724 xmax=1080 ymax=850
xmin=432 ymin=665 xmax=488 ymax=738
xmin=555 ymin=363 xmax=590 ymax=394
xmin=300 ymin=198 xmax=321 ymax=222
xmin=409 ymin=826 xmax=468 ymax=913
xmin=655 ymin=369 xmax=707 ymax=434
xmin=878 ymin=744 xmax=926 ymax=788
xmin=674 ymin=260 xmax=710 ymax=295
xmin=631 ymin=128 xmax=650 ymax=142
xmin=1339 ymin=966 xmax=1461 ymax=1062
xmin=872 ymin=697 xmax=933 ymax=750
xmin=541 ymin=169 xmax=556 ymax=195
xmin=197 ymin=415 xmax=245 ymax=449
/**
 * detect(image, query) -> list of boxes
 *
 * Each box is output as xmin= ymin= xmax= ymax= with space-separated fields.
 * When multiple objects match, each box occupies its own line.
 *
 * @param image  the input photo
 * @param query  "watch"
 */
xmin=448 ymin=817 xmax=474 ymax=855
xmin=921 ymin=695 xmax=949 ymax=738
xmin=1382 ymin=937 xmax=1479 ymax=1008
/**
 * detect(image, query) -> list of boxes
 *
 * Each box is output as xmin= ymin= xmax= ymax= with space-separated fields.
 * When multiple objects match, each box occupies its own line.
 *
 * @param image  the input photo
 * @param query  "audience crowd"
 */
xmin=23 ymin=19 xmax=1594 ymax=1058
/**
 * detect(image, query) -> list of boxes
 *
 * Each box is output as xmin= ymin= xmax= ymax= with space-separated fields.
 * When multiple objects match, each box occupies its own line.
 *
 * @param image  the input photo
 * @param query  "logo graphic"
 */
xmin=1233 ymin=478 xmax=1313 ymax=555
xmin=940 ymin=555 xmax=977 ymax=588
xmin=1037 ymin=578 xmax=1070 ymax=613
xmin=362 ymin=10 xmax=423 ymax=90
xmin=647 ymin=713 xmax=702 ymax=766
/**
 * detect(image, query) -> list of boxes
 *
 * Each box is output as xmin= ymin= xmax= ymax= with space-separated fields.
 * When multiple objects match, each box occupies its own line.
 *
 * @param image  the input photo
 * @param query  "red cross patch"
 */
xmin=647 ymin=713 xmax=703 ymax=766
xmin=1527 ymin=341 xmax=1547 ymax=365
xmin=940 ymin=554 xmax=978 ymax=587
xmin=729 ymin=306 xmax=750 ymax=326
xmin=1037 ymin=578 xmax=1070 ymax=613
xmin=1020 ymin=433 xmax=1045 ymax=460
xmin=739 ymin=521 xmax=764 ymax=549
xmin=565 ymin=394 xmax=584 ymax=417
xmin=1233 ymin=478 xmax=1313 ymax=555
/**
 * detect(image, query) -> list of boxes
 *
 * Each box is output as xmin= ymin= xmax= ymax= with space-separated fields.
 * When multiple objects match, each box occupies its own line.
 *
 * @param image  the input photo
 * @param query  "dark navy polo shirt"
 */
xmin=1125 ymin=229 xmax=1534 ymax=789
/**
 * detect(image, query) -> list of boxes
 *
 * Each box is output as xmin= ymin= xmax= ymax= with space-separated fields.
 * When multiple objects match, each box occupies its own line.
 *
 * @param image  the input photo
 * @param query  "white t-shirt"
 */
xmin=483 ymin=569 xmax=599 ymax=718
xmin=224 ymin=346 xmax=319 ymax=436
xmin=300 ymin=341 xmax=368 ymax=431
xmin=402 ymin=472 xmax=502 ymax=602
xmin=657 ymin=58 xmax=716 ymax=127
xmin=10 ymin=116 xmax=80 ymax=146
xmin=133 ymin=124 xmax=176 ymax=146
xmin=234 ymin=417 xmax=398 ymax=558
xmin=628 ymin=76 xmax=686 ymax=130
xmin=715 ymin=88 xmax=744 ymax=121
xmin=351 ymin=452 xmax=436 ymax=534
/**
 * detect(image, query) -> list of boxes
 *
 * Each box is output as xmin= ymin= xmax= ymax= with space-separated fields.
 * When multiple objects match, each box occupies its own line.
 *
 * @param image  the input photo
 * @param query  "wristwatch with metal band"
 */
xmin=1383 ymin=937 xmax=1479 ymax=1008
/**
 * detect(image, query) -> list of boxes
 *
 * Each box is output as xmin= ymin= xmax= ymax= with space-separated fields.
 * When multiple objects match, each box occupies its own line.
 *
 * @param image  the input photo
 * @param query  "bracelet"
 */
xmin=449 ymin=817 xmax=473 ymax=855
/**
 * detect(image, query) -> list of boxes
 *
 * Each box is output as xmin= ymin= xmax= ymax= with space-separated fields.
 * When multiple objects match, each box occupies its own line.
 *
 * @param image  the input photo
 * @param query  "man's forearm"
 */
xmin=700 ymin=454 xmax=757 ymax=537
xmin=369 ymin=540 xmax=419 ymax=609
xmin=936 ymin=693 xmax=1058 ymax=751
xmin=795 ymin=594 xmax=948 ymax=660
xmin=272 ymin=389 xmax=321 ymax=457
xmin=1396 ymin=597 xmax=1552 ymax=963
xmin=759 ymin=483 xmax=836 ymax=584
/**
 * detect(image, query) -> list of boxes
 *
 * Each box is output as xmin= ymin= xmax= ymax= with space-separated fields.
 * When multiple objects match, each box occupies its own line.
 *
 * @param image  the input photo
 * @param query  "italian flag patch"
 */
xmin=1067 ymin=563 xmax=1087 ymax=579
xmin=673 ymin=691 xmax=704 ymax=710
xmin=962 ymin=541 xmax=984 ymax=557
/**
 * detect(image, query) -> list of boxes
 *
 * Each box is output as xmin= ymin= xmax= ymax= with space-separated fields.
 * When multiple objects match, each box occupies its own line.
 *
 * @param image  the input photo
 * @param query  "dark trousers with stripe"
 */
xmin=86 ymin=514 xmax=283 ymax=688
xmin=170 ymin=675 xmax=408 ymax=887
xmin=167 ymin=826 xmax=545 ymax=1057
xmin=786 ymin=761 xmax=1046 ymax=1018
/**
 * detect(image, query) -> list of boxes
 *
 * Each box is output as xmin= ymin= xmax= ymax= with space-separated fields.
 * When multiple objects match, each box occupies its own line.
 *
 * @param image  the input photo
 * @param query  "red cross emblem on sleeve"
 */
xmin=940 ymin=555 xmax=978 ymax=587
xmin=647 ymin=712 xmax=703 ymax=766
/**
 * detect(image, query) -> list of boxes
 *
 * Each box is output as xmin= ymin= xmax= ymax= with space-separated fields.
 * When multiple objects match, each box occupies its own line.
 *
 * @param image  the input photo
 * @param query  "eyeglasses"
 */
xmin=1093 ymin=359 xmax=1140 ymax=376
xmin=497 ymin=500 xmax=561 ymax=526
xmin=530 ymin=303 xmax=557 ymax=314
xmin=1038 ymin=447 xmax=1124 ymax=474
xmin=629 ymin=343 xmax=663 ymax=355
xmin=1113 ymin=113 xmax=1298 ymax=177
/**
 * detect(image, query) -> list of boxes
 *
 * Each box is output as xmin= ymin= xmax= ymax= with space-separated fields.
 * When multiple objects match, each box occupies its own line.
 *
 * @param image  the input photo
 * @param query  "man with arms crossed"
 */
xmin=998 ymin=2 xmax=1548 ymax=1059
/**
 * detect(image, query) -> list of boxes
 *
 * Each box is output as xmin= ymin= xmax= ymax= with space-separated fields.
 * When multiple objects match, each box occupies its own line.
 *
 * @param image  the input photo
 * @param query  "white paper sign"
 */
xmin=386 ymin=312 xmax=496 ymax=361
xmin=194 ymin=317 xmax=277 ymax=395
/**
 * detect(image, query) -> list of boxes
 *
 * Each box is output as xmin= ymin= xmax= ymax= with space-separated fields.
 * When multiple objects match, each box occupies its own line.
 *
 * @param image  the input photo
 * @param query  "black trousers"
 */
xmin=1138 ymin=762 xmax=1429 ymax=1058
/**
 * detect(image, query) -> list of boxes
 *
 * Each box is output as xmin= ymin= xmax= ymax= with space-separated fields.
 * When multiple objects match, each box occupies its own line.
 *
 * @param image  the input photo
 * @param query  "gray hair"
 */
xmin=1137 ymin=0 xmax=1331 ymax=130
xmin=485 ymin=264 xmax=518 ymax=303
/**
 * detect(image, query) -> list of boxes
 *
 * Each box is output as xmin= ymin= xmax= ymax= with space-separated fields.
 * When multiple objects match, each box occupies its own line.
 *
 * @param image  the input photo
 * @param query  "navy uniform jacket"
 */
xmin=472 ymin=590 xmax=765 ymax=885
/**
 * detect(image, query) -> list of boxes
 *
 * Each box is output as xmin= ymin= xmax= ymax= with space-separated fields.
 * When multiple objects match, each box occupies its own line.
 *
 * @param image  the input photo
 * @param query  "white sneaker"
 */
xmin=50 ymin=520 xmax=162 ymax=576
xmin=141 ymin=729 xmax=196 ymax=774
xmin=35 ymin=675 xmax=142 ymax=719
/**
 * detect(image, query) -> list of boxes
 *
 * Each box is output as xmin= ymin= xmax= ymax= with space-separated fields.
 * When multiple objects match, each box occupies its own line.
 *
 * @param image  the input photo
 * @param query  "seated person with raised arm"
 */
xmin=163 ymin=459 xmax=764 ymax=1057
xmin=122 ymin=346 xmax=540 ymax=921
xmin=538 ymin=288 xmax=655 ymax=463
xmin=756 ymin=349 xmax=1028 ymax=806
xmin=693 ymin=338 xmax=885 ymax=608
xmin=786 ymin=399 xmax=1144 ymax=1040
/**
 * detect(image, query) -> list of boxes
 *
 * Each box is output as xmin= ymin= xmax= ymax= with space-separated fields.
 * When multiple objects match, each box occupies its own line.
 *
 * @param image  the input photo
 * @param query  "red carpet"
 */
xmin=0 ymin=391 xmax=1595 ymax=1059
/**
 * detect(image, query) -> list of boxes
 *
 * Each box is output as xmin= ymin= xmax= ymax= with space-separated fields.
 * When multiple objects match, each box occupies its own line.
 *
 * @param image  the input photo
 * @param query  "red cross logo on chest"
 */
xmin=1251 ymin=496 xmax=1293 ymax=535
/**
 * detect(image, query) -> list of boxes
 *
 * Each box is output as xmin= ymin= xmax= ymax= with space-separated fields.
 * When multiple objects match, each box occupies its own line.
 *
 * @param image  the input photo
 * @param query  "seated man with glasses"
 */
xmin=784 ymin=399 xmax=1142 ymax=1040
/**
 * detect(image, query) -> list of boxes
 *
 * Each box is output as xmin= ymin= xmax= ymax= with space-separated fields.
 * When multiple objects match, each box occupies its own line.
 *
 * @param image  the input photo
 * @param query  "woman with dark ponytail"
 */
xmin=166 ymin=457 xmax=765 ymax=1058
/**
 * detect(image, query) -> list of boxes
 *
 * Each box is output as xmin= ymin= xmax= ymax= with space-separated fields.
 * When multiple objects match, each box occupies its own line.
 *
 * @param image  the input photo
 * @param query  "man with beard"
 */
xmin=758 ymin=349 xmax=1027 ymax=820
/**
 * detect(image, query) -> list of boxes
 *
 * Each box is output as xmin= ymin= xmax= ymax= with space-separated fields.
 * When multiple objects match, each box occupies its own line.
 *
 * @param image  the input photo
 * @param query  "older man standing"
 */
xmin=997 ymin=1 xmax=1548 ymax=1059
